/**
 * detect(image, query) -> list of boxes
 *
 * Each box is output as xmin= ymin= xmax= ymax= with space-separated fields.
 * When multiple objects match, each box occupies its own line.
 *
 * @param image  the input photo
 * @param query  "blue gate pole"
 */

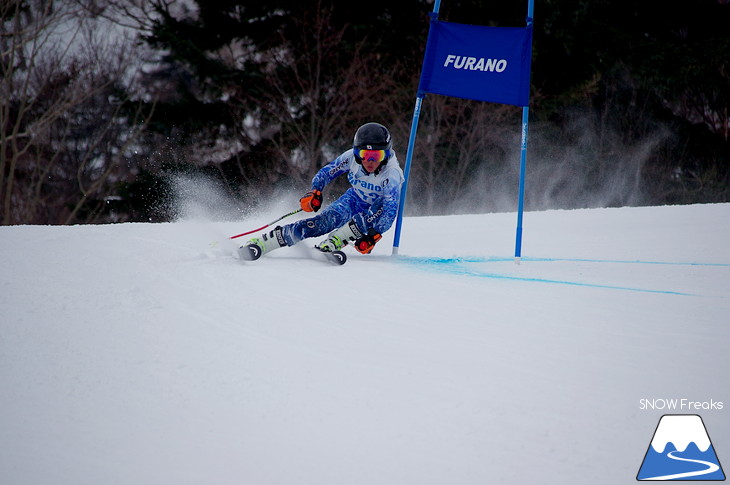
xmin=392 ymin=95 xmax=424 ymax=255
xmin=392 ymin=0 xmax=442 ymax=256
xmin=514 ymin=0 xmax=534 ymax=264
xmin=514 ymin=107 xmax=529 ymax=262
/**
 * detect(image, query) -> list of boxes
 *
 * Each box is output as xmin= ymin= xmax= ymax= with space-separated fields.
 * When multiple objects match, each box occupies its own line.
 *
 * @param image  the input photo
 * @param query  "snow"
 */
xmin=1 ymin=203 xmax=729 ymax=485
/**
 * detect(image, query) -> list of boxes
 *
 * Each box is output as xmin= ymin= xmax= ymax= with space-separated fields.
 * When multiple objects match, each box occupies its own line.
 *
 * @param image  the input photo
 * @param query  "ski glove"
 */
xmin=354 ymin=229 xmax=382 ymax=254
xmin=300 ymin=189 xmax=322 ymax=212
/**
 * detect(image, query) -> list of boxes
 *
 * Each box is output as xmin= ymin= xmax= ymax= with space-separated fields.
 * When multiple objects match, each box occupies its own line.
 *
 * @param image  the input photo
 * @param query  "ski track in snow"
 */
xmin=1 ymin=204 xmax=729 ymax=485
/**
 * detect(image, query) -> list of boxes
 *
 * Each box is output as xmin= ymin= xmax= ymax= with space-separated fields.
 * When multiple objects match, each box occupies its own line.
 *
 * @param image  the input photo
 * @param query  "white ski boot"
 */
xmin=316 ymin=234 xmax=347 ymax=252
xmin=239 ymin=226 xmax=287 ymax=260
xmin=316 ymin=220 xmax=365 ymax=252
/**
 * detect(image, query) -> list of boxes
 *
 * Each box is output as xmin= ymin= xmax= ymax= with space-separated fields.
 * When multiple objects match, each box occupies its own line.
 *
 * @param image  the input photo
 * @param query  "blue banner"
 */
xmin=418 ymin=20 xmax=533 ymax=107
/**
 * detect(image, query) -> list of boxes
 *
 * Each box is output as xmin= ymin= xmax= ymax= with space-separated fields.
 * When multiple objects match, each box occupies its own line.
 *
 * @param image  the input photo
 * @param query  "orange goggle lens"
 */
xmin=357 ymin=149 xmax=387 ymax=163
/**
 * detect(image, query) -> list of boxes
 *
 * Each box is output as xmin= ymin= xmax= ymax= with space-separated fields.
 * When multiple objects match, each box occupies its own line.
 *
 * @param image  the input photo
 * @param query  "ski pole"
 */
xmin=229 ymin=208 xmax=303 ymax=240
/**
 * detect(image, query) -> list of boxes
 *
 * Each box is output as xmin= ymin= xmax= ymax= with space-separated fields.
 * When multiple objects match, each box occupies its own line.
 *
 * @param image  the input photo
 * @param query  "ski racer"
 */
xmin=241 ymin=122 xmax=405 ymax=259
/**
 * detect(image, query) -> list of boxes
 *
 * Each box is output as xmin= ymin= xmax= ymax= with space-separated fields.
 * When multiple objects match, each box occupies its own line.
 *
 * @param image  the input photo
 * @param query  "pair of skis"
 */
xmin=231 ymin=209 xmax=347 ymax=265
xmin=238 ymin=243 xmax=347 ymax=265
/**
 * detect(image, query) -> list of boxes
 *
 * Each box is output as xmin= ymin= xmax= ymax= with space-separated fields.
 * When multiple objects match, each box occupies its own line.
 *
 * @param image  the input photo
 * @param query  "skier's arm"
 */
xmin=300 ymin=154 xmax=350 ymax=212
xmin=350 ymin=189 xmax=399 ymax=253
xmin=299 ymin=189 xmax=322 ymax=212
xmin=367 ymin=178 xmax=402 ymax=235
xmin=310 ymin=155 xmax=350 ymax=192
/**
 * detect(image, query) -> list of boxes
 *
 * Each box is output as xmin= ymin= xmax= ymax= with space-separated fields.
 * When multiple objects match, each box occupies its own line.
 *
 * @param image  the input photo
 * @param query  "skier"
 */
xmin=240 ymin=122 xmax=404 ymax=259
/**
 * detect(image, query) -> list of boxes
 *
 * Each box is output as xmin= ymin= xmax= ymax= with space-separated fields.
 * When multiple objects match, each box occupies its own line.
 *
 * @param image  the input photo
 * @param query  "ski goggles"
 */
xmin=356 ymin=148 xmax=388 ymax=163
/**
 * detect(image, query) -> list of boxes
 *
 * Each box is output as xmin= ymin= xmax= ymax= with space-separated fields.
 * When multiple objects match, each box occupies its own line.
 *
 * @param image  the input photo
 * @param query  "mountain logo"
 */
xmin=637 ymin=414 xmax=725 ymax=481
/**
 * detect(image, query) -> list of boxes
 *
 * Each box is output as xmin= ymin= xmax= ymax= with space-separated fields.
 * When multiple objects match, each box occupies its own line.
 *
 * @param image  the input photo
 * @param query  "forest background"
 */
xmin=1 ymin=0 xmax=728 ymax=225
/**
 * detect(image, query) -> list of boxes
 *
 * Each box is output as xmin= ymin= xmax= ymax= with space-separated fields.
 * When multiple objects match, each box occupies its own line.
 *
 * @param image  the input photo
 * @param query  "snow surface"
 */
xmin=1 ymin=203 xmax=729 ymax=485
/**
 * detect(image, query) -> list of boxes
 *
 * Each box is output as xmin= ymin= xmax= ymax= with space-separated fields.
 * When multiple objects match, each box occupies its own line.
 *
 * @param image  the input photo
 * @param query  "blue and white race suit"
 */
xmin=280 ymin=148 xmax=405 ymax=246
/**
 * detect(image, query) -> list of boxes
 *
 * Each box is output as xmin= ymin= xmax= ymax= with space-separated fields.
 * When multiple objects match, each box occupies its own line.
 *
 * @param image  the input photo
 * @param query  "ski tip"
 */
xmin=331 ymin=250 xmax=347 ymax=265
xmin=239 ymin=244 xmax=262 ymax=261
xmin=313 ymin=246 xmax=347 ymax=265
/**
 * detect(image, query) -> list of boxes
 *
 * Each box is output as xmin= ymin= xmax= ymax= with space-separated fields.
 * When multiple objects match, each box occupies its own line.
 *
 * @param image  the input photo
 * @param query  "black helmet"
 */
xmin=353 ymin=122 xmax=392 ymax=151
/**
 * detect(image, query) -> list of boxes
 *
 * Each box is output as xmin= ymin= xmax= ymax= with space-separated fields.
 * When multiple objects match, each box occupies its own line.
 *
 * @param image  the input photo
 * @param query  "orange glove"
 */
xmin=300 ymin=189 xmax=322 ymax=212
xmin=354 ymin=230 xmax=382 ymax=254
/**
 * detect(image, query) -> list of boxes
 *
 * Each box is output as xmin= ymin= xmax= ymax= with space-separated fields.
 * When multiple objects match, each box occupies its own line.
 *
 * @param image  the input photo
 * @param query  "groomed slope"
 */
xmin=1 ymin=204 xmax=728 ymax=485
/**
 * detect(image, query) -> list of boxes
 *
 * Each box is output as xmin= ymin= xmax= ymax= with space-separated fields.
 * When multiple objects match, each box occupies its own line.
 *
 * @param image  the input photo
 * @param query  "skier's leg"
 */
xmin=279 ymin=189 xmax=366 ymax=246
xmin=317 ymin=197 xmax=386 ymax=252
xmin=316 ymin=220 xmax=363 ymax=252
xmin=239 ymin=225 xmax=287 ymax=260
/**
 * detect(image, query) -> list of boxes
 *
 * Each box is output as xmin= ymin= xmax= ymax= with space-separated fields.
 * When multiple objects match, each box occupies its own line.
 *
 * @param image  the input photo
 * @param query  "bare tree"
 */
xmin=230 ymin=3 xmax=398 ymax=186
xmin=1 ymin=0 xmax=154 ymax=224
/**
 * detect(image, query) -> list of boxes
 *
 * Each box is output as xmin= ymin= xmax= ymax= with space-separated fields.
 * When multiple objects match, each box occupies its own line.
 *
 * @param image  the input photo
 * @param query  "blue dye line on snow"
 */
xmin=400 ymin=256 xmax=730 ymax=267
xmin=394 ymin=256 xmax=716 ymax=296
